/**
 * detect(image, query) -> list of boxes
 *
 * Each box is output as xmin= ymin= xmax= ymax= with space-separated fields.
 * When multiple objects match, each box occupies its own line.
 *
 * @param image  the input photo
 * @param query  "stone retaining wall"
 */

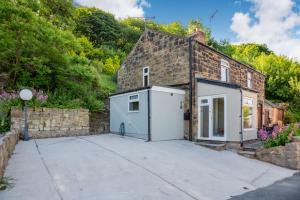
xmin=10 ymin=108 xmax=109 ymax=138
xmin=89 ymin=111 xmax=109 ymax=133
xmin=256 ymin=137 xmax=300 ymax=170
xmin=0 ymin=131 xmax=19 ymax=178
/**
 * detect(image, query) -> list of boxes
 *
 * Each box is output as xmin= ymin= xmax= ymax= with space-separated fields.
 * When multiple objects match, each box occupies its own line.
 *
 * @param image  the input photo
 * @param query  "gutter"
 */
xmin=239 ymin=88 xmax=244 ymax=147
xmin=147 ymin=89 xmax=151 ymax=141
xmin=188 ymin=37 xmax=193 ymax=141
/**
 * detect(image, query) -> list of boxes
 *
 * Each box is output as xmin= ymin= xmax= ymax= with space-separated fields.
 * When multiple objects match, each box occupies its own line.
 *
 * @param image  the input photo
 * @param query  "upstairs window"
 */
xmin=220 ymin=59 xmax=229 ymax=82
xmin=128 ymin=94 xmax=139 ymax=112
xmin=143 ymin=67 xmax=149 ymax=86
xmin=247 ymin=72 xmax=252 ymax=88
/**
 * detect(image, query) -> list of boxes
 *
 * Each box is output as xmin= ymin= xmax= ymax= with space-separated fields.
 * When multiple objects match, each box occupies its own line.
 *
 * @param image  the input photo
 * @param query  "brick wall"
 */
xmin=10 ymin=108 xmax=109 ymax=138
xmin=118 ymin=29 xmax=190 ymax=91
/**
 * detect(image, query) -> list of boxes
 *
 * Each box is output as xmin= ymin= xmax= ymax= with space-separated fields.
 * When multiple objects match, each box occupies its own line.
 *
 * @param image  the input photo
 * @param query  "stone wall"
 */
xmin=11 ymin=108 xmax=109 ymax=138
xmin=256 ymin=137 xmax=300 ymax=170
xmin=0 ymin=131 xmax=19 ymax=178
xmin=118 ymin=29 xmax=190 ymax=91
xmin=193 ymin=42 xmax=265 ymax=101
xmin=118 ymin=29 xmax=265 ymax=101
xmin=89 ymin=111 xmax=109 ymax=134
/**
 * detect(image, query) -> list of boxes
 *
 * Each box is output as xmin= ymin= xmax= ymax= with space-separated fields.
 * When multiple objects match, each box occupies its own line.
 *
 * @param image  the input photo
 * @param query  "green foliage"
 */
xmin=103 ymin=56 xmax=121 ymax=75
xmin=0 ymin=99 xmax=22 ymax=133
xmin=264 ymin=127 xmax=292 ymax=148
xmin=0 ymin=0 xmax=117 ymax=116
xmin=0 ymin=0 xmax=299 ymax=124
xmin=160 ymin=22 xmax=187 ymax=36
xmin=74 ymin=8 xmax=121 ymax=48
xmin=295 ymin=128 xmax=300 ymax=136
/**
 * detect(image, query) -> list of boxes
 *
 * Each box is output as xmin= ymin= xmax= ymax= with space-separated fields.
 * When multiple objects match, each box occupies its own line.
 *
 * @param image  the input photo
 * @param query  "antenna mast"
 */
xmin=209 ymin=10 xmax=218 ymax=31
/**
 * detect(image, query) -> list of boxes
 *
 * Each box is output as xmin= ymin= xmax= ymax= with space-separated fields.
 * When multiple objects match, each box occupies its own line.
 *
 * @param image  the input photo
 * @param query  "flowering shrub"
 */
xmin=258 ymin=129 xmax=268 ymax=141
xmin=0 ymin=91 xmax=19 ymax=100
xmin=258 ymin=124 xmax=300 ymax=148
xmin=35 ymin=91 xmax=48 ymax=102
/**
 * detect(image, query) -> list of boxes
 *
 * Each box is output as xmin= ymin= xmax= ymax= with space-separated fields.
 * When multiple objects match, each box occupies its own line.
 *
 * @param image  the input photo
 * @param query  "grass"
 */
xmin=0 ymin=177 xmax=15 ymax=190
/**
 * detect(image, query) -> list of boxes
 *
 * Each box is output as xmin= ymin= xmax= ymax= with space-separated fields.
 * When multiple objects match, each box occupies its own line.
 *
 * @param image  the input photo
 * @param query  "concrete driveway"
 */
xmin=0 ymin=134 xmax=296 ymax=200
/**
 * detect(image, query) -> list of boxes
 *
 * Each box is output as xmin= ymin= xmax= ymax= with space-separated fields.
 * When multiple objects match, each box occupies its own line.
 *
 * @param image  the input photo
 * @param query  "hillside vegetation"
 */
xmin=0 ymin=0 xmax=299 ymax=132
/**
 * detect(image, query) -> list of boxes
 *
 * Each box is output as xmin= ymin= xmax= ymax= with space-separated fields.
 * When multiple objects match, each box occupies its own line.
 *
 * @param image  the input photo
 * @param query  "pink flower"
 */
xmin=271 ymin=131 xmax=278 ymax=139
xmin=258 ymin=129 xmax=268 ymax=141
xmin=37 ymin=94 xmax=48 ymax=102
xmin=0 ymin=91 xmax=19 ymax=100
xmin=273 ymin=125 xmax=281 ymax=134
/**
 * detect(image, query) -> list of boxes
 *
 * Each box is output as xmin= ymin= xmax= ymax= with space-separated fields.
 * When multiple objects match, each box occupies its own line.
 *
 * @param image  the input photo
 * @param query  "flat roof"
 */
xmin=196 ymin=78 xmax=259 ymax=93
xmin=110 ymin=85 xmax=185 ymax=97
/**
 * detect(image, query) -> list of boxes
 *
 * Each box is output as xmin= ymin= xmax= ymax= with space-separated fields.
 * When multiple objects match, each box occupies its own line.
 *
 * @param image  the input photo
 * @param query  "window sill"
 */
xmin=243 ymin=128 xmax=255 ymax=131
xmin=128 ymin=111 xmax=140 ymax=113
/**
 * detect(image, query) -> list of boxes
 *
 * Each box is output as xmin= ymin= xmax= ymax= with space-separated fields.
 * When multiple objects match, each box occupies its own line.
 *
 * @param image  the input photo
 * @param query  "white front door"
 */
xmin=198 ymin=96 xmax=226 ymax=140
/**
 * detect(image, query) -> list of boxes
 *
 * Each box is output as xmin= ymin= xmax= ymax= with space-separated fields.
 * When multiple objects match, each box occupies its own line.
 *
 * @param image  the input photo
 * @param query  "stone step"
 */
xmin=242 ymin=147 xmax=257 ymax=152
xmin=238 ymin=150 xmax=256 ymax=159
xmin=195 ymin=142 xmax=226 ymax=151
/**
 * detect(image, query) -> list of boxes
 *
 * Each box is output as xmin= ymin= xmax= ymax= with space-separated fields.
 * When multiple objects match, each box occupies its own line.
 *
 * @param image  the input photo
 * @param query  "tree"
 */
xmin=160 ymin=22 xmax=187 ymax=36
xmin=74 ymin=8 xmax=121 ymax=48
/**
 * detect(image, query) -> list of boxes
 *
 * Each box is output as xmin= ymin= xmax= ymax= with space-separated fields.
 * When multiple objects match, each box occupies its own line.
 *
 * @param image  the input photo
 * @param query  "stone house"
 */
xmin=112 ymin=29 xmax=266 ymax=145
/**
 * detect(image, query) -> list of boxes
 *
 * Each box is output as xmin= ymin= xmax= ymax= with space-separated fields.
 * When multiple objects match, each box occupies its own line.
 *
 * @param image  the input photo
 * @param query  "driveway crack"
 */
xmin=34 ymin=139 xmax=64 ymax=200
xmin=250 ymin=168 xmax=270 ymax=185
xmin=78 ymin=137 xmax=203 ymax=200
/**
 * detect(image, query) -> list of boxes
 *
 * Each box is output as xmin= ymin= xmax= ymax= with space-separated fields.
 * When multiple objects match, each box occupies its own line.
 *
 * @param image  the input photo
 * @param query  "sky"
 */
xmin=74 ymin=0 xmax=300 ymax=61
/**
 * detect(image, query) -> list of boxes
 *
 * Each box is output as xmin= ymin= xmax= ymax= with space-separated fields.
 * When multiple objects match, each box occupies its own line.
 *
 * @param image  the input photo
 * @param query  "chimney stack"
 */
xmin=191 ymin=28 xmax=205 ymax=44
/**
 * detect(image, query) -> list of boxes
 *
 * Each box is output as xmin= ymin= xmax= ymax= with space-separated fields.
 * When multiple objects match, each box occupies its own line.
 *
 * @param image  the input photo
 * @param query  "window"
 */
xmin=143 ymin=67 xmax=149 ymax=86
xmin=220 ymin=59 xmax=229 ymax=82
xmin=247 ymin=72 xmax=252 ymax=88
xmin=128 ymin=94 xmax=139 ymax=112
xmin=243 ymin=97 xmax=254 ymax=129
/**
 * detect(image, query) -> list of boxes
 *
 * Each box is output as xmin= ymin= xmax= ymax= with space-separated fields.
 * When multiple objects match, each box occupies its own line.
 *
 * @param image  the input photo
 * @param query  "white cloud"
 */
xmin=74 ymin=0 xmax=150 ymax=19
xmin=231 ymin=0 xmax=300 ymax=61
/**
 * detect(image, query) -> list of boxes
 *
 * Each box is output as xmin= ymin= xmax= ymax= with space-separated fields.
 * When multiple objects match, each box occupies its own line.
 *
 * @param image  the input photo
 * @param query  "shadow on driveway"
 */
xmin=230 ymin=172 xmax=300 ymax=200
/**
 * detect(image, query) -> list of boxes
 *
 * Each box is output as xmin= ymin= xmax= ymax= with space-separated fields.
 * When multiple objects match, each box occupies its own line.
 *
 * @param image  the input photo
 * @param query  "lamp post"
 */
xmin=19 ymin=89 xmax=33 ymax=141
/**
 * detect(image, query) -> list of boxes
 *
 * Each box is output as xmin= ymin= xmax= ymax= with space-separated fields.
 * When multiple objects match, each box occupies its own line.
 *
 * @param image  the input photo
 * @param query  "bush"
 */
xmin=284 ymin=110 xmax=300 ymax=124
xmin=258 ymin=125 xmax=299 ymax=148
xmin=0 ymin=92 xmax=22 ymax=133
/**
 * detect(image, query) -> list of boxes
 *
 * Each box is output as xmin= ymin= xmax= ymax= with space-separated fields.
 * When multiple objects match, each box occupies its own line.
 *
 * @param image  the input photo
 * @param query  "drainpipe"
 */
xmin=147 ymin=89 xmax=151 ymax=141
xmin=188 ymin=37 xmax=193 ymax=141
xmin=240 ymin=88 xmax=244 ymax=147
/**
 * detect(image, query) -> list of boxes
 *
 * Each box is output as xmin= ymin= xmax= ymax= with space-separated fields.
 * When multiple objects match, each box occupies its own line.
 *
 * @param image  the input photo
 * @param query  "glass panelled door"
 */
xmin=213 ymin=97 xmax=225 ymax=138
xmin=198 ymin=96 xmax=226 ymax=140
xmin=199 ymin=98 xmax=210 ymax=138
